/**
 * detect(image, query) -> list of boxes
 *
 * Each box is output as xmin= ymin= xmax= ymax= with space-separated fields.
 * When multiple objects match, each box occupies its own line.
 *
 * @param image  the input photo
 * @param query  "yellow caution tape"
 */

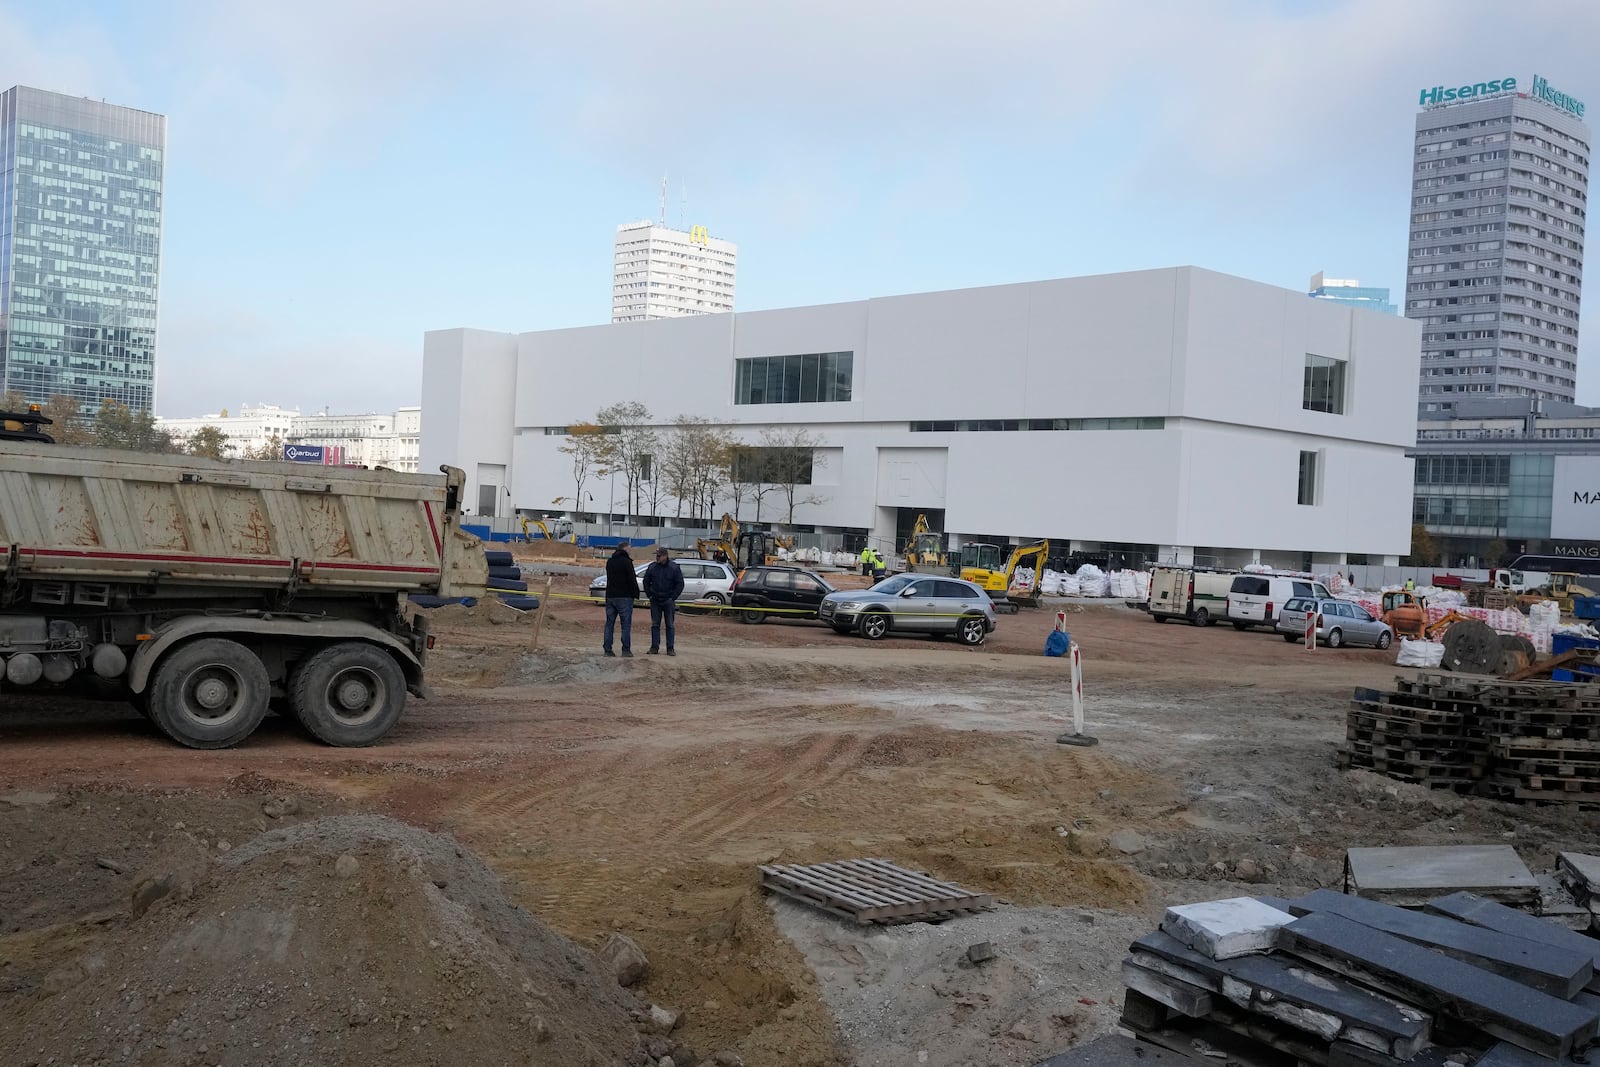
xmin=546 ymin=591 xmax=986 ymax=618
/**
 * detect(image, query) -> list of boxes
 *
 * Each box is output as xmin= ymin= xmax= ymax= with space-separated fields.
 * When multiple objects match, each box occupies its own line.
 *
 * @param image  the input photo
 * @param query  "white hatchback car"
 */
xmin=589 ymin=557 xmax=737 ymax=604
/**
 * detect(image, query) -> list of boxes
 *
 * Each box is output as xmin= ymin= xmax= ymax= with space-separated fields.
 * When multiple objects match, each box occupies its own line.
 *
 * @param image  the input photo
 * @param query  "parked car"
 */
xmin=588 ymin=557 xmax=737 ymax=604
xmin=1227 ymin=573 xmax=1333 ymax=631
xmin=1275 ymin=597 xmax=1395 ymax=649
xmin=819 ymin=574 xmax=997 ymax=645
xmin=730 ymin=566 xmax=837 ymax=622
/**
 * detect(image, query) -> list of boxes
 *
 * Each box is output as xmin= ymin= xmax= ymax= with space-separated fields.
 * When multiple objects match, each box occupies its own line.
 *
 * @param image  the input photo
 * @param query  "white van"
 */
xmin=1149 ymin=566 xmax=1239 ymax=626
xmin=1227 ymin=573 xmax=1333 ymax=631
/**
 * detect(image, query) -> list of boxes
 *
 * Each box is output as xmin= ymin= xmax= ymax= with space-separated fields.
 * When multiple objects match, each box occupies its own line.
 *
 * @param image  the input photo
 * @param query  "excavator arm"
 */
xmin=1003 ymin=540 xmax=1050 ymax=589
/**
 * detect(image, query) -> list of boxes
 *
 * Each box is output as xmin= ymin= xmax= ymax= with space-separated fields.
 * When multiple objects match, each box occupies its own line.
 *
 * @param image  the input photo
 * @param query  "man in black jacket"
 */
xmin=642 ymin=547 xmax=685 ymax=656
xmin=603 ymin=543 xmax=640 ymax=657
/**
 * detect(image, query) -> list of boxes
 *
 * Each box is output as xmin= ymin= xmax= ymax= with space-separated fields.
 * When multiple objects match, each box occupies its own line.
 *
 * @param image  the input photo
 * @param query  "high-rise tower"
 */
xmin=1406 ymin=74 xmax=1588 ymax=413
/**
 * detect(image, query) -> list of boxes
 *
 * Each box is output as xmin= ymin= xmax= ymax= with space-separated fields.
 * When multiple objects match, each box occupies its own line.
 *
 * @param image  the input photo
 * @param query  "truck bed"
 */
xmin=0 ymin=443 xmax=484 ymax=598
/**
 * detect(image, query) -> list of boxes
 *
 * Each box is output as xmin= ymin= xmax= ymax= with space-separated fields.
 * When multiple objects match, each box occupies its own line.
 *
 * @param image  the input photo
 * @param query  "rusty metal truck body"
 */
xmin=0 ymin=439 xmax=486 ymax=748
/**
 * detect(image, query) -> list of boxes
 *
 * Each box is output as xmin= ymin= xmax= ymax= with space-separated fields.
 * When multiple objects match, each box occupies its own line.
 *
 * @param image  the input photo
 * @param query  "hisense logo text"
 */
xmin=1419 ymin=77 xmax=1515 ymax=106
xmin=1532 ymin=75 xmax=1585 ymax=119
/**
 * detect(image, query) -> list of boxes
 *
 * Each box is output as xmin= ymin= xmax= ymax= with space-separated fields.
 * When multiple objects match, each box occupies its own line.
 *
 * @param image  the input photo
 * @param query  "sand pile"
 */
xmin=2 ymin=815 xmax=653 ymax=1067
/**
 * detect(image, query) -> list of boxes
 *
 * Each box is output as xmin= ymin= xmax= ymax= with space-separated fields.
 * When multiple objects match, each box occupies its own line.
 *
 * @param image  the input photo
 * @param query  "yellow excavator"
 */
xmin=902 ymin=514 xmax=946 ymax=572
xmin=520 ymin=516 xmax=575 ymax=543
xmin=957 ymin=539 xmax=1050 ymax=613
xmin=695 ymin=513 xmax=790 ymax=568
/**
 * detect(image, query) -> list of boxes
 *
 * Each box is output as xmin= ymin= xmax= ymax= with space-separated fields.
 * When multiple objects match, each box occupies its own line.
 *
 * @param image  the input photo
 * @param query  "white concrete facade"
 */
xmin=156 ymin=404 xmax=298 ymax=457
xmin=612 ymin=221 xmax=737 ymax=322
xmin=156 ymin=404 xmax=421 ymax=470
xmin=424 ymin=267 xmax=1423 ymax=561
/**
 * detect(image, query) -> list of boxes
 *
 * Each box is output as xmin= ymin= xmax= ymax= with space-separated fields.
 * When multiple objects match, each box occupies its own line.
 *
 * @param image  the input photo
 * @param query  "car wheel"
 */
xmin=1283 ymin=633 xmax=1299 ymax=643
xmin=1193 ymin=608 xmax=1210 ymax=627
xmin=860 ymin=613 xmax=890 ymax=640
xmin=1326 ymin=628 xmax=1343 ymax=649
xmin=1377 ymin=631 xmax=1392 ymax=650
xmin=704 ymin=591 xmax=727 ymax=605
xmin=957 ymin=616 xmax=986 ymax=646
xmin=1232 ymin=621 xmax=1248 ymax=630
xmin=1152 ymin=614 xmax=1166 ymax=623
xmin=741 ymin=609 xmax=766 ymax=624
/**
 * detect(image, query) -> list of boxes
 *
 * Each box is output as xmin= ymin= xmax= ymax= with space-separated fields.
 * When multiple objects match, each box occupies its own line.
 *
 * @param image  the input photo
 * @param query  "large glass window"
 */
xmin=1303 ymin=354 xmax=1347 ymax=414
xmin=734 ymin=352 xmax=853 ymax=405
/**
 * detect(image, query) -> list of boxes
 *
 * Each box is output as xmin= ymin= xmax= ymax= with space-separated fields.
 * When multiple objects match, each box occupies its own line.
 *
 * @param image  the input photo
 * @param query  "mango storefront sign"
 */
xmin=1552 ymin=455 xmax=1600 ymax=541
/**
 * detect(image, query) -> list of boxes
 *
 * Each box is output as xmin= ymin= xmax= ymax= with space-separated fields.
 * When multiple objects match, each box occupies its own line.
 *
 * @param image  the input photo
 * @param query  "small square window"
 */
xmin=1303 ymin=354 xmax=1348 ymax=414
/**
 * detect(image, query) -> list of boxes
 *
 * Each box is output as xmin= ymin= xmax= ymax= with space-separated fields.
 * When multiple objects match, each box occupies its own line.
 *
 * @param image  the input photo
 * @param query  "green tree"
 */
xmin=41 ymin=395 xmax=92 ymax=446
xmin=1401 ymin=522 xmax=1440 ymax=567
xmin=93 ymin=400 xmax=175 ymax=453
xmin=186 ymin=425 xmax=230 ymax=461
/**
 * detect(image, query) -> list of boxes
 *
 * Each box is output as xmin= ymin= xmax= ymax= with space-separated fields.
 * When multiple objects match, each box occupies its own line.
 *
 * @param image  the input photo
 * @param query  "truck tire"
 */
xmin=1193 ymin=608 xmax=1210 ymax=627
xmin=147 ymin=638 xmax=270 ymax=749
xmin=289 ymin=642 xmax=407 ymax=747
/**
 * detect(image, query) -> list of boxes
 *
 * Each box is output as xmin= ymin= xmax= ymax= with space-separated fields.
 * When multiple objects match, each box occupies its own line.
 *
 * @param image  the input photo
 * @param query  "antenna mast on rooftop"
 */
xmin=659 ymin=172 xmax=667 ymax=227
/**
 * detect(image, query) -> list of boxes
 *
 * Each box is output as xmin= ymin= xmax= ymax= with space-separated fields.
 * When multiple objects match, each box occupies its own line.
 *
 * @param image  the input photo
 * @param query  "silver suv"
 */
xmin=820 ymin=574 xmax=997 ymax=645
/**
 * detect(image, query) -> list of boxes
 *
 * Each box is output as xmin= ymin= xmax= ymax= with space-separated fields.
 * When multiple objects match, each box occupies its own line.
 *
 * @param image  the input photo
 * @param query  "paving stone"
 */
xmin=1285 ymin=888 xmax=1593 ymax=998
xmin=1557 ymin=852 xmax=1600 ymax=893
xmin=1131 ymin=930 xmax=1430 ymax=1056
xmin=1161 ymin=897 xmax=1296 ymax=960
xmin=1345 ymin=846 xmax=1538 ymax=907
xmin=1120 ymin=958 xmax=1214 ymax=1018
xmin=1426 ymin=891 xmax=1600 ymax=993
xmin=1278 ymin=911 xmax=1598 ymax=1059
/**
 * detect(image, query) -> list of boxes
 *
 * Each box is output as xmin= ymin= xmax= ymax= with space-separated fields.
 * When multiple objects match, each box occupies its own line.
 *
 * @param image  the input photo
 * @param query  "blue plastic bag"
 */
xmin=1043 ymin=630 xmax=1070 ymax=658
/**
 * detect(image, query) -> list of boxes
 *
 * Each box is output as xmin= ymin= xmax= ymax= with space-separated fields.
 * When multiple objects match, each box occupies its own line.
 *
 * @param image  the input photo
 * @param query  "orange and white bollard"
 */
xmin=1058 ymin=641 xmax=1099 ymax=747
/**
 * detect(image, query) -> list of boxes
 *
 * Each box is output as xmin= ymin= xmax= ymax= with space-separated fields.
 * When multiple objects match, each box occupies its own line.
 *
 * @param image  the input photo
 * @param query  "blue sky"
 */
xmin=4 ymin=0 xmax=1596 ymax=414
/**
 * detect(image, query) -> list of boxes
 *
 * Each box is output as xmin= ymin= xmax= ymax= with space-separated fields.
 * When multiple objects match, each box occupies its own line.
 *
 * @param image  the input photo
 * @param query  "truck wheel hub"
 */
xmin=195 ymin=678 xmax=231 ymax=709
xmin=336 ymin=678 xmax=371 ymax=709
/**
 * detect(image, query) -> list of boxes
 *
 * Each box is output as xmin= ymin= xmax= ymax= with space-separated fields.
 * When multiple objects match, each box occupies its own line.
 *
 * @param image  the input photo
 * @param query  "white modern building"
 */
xmin=289 ymin=407 xmax=421 ymax=472
xmin=612 ymin=221 xmax=737 ymax=322
xmin=155 ymin=404 xmax=421 ymax=470
xmin=424 ymin=267 xmax=1424 ymax=567
xmin=156 ymin=404 xmax=298 ymax=457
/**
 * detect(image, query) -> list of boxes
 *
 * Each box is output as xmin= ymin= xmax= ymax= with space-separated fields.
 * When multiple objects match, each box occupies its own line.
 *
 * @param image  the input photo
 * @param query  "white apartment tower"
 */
xmin=611 ymin=221 xmax=737 ymax=322
xmin=1406 ymin=73 xmax=1589 ymax=413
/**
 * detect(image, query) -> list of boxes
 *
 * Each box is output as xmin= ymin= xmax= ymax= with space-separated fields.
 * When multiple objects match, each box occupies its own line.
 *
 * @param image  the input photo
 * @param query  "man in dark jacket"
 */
xmin=603 ymin=543 xmax=640 ymax=657
xmin=642 ymin=547 xmax=685 ymax=655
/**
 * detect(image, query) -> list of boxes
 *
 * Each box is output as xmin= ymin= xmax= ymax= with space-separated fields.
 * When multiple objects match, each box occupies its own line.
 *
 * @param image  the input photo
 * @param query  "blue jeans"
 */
xmin=604 ymin=597 xmax=634 ymax=652
xmin=650 ymin=599 xmax=677 ymax=651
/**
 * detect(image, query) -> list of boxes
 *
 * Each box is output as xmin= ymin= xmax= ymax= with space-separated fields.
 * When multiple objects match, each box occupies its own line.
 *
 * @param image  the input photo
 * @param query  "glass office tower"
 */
xmin=0 ymin=86 xmax=166 ymax=412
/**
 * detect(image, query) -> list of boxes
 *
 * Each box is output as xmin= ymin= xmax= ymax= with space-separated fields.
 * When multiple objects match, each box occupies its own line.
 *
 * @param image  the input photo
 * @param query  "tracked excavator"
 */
xmin=956 ymin=539 xmax=1049 ymax=614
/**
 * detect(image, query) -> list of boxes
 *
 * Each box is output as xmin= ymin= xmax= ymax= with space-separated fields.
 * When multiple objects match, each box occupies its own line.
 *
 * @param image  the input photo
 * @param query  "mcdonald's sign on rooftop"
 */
xmin=688 ymin=225 xmax=710 ymax=245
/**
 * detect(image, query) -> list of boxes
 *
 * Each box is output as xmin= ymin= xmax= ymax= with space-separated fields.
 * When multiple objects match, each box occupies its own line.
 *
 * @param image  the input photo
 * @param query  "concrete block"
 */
xmin=1426 ymin=891 xmax=1600 ymax=993
xmin=1558 ymin=852 xmax=1600 ymax=893
xmin=1279 ymin=911 xmax=1597 ymax=1059
xmin=1161 ymin=896 xmax=1295 ymax=960
xmin=1344 ymin=846 xmax=1537 ymax=907
xmin=1287 ymin=888 xmax=1593 ymax=998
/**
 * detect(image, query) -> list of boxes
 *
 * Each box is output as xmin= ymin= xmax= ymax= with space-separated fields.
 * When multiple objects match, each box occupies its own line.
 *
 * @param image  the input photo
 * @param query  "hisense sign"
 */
xmin=1419 ymin=77 xmax=1516 ymax=106
xmin=1418 ymin=73 xmax=1586 ymax=120
xmin=1531 ymin=74 xmax=1585 ymax=119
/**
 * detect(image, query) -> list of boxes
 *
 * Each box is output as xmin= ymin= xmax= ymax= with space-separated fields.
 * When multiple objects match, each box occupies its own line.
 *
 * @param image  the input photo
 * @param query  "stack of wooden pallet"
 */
xmin=1339 ymin=674 xmax=1600 ymax=810
xmin=1119 ymin=888 xmax=1600 ymax=1065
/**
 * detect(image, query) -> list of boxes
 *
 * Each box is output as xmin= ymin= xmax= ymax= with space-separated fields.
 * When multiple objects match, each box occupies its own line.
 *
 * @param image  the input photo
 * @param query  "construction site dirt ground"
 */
xmin=5 ymin=573 xmax=1600 ymax=1066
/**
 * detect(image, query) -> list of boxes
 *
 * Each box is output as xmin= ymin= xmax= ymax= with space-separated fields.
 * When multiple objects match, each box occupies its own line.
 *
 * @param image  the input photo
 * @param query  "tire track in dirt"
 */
xmin=675 ymin=733 xmax=877 ymax=851
xmin=448 ymin=748 xmax=638 ymax=831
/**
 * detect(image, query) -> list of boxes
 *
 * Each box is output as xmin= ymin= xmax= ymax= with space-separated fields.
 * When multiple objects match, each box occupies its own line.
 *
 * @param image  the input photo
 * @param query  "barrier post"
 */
xmin=1057 ymin=641 xmax=1099 ymax=747
xmin=531 ymin=576 xmax=554 ymax=651
xmin=1305 ymin=614 xmax=1318 ymax=652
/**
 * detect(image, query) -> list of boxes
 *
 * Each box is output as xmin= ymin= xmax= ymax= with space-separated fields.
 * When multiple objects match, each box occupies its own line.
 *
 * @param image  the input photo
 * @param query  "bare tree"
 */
xmin=661 ymin=416 xmax=734 ymax=522
xmin=595 ymin=402 xmax=658 ymax=522
xmin=560 ymin=422 xmax=607 ymax=520
xmin=42 ymin=395 xmax=92 ymax=446
xmin=760 ymin=427 xmax=829 ymax=523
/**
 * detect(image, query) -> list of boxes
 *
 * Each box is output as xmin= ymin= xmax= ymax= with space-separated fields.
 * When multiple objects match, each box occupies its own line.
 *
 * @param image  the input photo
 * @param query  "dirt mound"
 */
xmin=2 ymin=815 xmax=651 ymax=1067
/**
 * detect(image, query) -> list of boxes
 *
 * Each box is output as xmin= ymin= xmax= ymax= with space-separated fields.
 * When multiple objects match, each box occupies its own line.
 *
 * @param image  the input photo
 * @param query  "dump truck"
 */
xmin=0 ymin=410 xmax=486 ymax=750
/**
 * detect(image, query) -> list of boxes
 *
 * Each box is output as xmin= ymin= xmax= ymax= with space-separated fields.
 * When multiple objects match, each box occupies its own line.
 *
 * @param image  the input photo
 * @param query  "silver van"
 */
xmin=1227 ymin=573 xmax=1332 ymax=631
